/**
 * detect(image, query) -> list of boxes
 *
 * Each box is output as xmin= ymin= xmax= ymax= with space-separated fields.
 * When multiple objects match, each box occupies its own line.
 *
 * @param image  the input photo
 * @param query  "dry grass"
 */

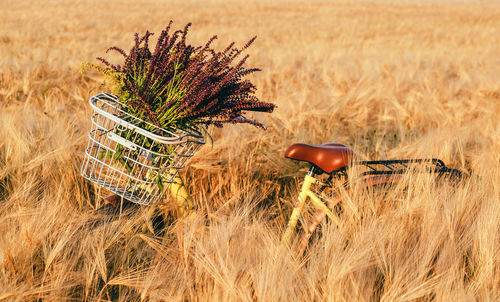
xmin=1 ymin=0 xmax=499 ymax=300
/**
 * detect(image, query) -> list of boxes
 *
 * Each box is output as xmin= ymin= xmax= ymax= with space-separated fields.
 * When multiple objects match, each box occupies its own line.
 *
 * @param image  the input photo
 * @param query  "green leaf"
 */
xmin=155 ymin=174 xmax=164 ymax=192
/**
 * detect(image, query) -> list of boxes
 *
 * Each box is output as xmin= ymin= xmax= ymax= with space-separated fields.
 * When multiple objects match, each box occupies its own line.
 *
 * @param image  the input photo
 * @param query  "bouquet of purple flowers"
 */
xmin=85 ymin=21 xmax=275 ymax=132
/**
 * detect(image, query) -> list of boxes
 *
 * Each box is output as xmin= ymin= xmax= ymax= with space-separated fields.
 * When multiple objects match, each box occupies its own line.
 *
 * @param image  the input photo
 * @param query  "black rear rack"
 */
xmin=357 ymin=159 xmax=444 ymax=175
xmin=355 ymin=158 xmax=462 ymax=180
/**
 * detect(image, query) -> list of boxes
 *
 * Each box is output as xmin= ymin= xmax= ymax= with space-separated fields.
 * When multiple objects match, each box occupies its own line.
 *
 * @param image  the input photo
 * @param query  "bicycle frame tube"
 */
xmin=140 ymin=174 xmax=195 ymax=232
xmin=169 ymin=174 xmax=196 ymax=217
xmin=306 ymin=189 xmax=341 ymax=227
xmin=281 ymin=171 xmax=342 ymax=246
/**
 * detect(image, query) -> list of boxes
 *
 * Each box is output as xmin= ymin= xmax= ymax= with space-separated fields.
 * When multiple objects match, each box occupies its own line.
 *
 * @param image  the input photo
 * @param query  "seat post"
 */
xmin=307 ymin=166 xmax=316 ymax=176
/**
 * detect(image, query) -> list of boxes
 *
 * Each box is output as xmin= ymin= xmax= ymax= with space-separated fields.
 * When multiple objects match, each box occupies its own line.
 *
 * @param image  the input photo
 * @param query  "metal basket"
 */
xmin=81 ymin=93 xmax=205 ymax=206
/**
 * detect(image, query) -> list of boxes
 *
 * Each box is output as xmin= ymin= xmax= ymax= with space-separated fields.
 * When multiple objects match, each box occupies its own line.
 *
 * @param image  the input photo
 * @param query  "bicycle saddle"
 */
xmin=284 ymin=142 xmax=354 ymax=173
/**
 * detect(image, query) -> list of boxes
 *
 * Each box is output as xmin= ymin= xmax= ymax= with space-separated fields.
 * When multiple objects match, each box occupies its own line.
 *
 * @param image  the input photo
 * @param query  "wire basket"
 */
xmin=81 ymin=93 xmax=205 ymax=206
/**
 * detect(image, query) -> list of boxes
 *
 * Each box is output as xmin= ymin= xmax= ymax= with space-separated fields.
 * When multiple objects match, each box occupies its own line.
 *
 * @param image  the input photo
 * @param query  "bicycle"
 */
xmin=280 ymin=142 xmax=463 ymax=254
xmin=81 ymin=94 xmax=463 ymax=249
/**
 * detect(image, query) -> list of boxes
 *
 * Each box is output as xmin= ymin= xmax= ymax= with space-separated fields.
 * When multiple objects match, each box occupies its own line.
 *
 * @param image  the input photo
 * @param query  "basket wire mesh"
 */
xmin=81 ymin=93 xmax=205 ymax=206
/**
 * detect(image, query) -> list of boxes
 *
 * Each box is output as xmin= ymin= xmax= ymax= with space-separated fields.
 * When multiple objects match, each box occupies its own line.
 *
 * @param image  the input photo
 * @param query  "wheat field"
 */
xmin=0 ymin=0 xmax=499 ymax=300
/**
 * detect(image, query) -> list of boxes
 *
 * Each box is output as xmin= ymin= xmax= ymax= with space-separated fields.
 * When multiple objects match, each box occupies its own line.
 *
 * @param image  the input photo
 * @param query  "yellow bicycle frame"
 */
xmin=281 ymin=172 xmax=341 ymax=247
xmin=130 ymin=171 xmax=195 ymax=217
xmin=141 ymin=174 xmax=194 ymax=232
xmin=169 ymin=174 xmax=195 ymax=217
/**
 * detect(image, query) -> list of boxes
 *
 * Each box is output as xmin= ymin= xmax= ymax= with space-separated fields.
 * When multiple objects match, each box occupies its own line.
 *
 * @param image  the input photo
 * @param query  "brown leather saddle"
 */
xmin=284 ymin=142 xmax=354 ymax=173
